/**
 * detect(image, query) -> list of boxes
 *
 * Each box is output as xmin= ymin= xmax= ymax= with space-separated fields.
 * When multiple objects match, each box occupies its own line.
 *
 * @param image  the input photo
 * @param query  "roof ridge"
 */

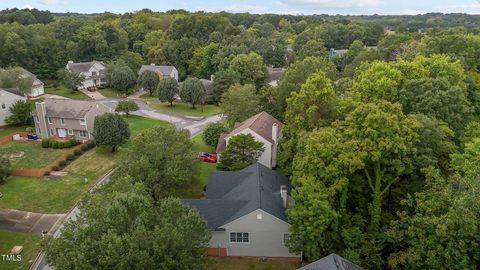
xmin=256 ymin=163 xmax=262 ymax=210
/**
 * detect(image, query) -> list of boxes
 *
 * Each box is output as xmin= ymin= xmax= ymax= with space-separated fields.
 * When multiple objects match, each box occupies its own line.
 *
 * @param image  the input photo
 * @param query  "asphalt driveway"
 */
xmin=0 ymin=209 xmax=64 ymax=234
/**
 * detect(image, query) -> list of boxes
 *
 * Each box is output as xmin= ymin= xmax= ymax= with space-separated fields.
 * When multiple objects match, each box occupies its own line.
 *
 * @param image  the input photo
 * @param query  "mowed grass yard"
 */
xmin=0 ymin=147 xmax=116 ymax=213
xmin=0 ymin=141 xmax=73 ymax=169
xmin=147 ymin=100 xmax=222 ymax=117
xmin=0 ymin=126 xmax=29 ymax=138
xmin=206 ymin=257 xmax=299 ymax=270
xmin=44 ymin=82 xmax=89 ymax=100
xmin=177 ymin=134 xmax=217 ymax=199
xmin=0 ymin=230 xmax=42 ymax=270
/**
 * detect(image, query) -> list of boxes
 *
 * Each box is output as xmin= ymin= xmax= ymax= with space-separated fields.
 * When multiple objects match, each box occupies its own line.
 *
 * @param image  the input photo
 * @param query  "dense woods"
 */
xmin=4 ymin=8 xmax=480 ymax=269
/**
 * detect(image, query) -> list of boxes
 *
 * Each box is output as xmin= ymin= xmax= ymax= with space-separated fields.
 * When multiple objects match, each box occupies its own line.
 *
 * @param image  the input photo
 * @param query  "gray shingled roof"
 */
xmin=1 ymin=88 xmax=24 ymax=97
xmin=139 ymin=65 xmax=175 ymax=75
xmin=184 ymin=163 xmax=292 ymax=230
xmin=19 ymin=68 xmax=43 ymax=87
xmin=43 ymin=98 xmax=100 ymax=119
xmin=66 ymin=61 xmax=98 ymax=73
xmin=200 ymin=79 xmax=214 ymax=95
xmin=298 ymin=254 xmax=364 ymax=270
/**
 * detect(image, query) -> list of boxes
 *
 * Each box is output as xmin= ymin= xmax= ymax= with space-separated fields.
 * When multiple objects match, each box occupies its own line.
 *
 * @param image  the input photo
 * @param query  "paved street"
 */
xmin=99 ymin=99 xmax=223 ymax=137
xmin=0 ymin=209 xmax=64 ymax=234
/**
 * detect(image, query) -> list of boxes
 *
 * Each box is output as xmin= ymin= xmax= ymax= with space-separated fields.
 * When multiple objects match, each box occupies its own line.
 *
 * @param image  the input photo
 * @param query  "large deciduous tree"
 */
xmin=212 ymin=69 xmax=239 ymax=104
xmin=115 ymin=100 xmax=139 ymax=117
xmin=5 ymin=100 xmax=32 ymax=125
xmin=0 ymin=67 xmax=33 ymax=94
xmin=278 ymin=71 xmax=337 ymax=175
xmin=157 ymin=77 xmax=178 ymax=106
xmin=57 ymin=69 xmax=85 ymax=91
xmin=111 ymin=65 xmax=136 ymax=93
xmin=47 ymin=179 xmax=210 ymax=270
xmin=137 ymin=70 xmax=160 ymax=96
xmin=179 ymin=77 xmax=206 ymax=109
xmin=220 ymin=84 xmax=261 ymax=126
xmin=217 ymin=133 xmax=264 ymax=171
xmin=93 ymin=113 xmax=130 ymax=152
xmin=229 ymin=52 xmax=268 ymax=89
xmin=202 ymin=122 xmax=229 ymax=148
xmin=115 ymin=126 xmax=197 ymax=201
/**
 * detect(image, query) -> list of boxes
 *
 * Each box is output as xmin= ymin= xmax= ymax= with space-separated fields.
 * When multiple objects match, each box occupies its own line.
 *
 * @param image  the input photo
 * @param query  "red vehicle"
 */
xmin=198 ymin=152 xmax=217 ymax=163
xmin=87 ymin=86 xmax=97 ymax=92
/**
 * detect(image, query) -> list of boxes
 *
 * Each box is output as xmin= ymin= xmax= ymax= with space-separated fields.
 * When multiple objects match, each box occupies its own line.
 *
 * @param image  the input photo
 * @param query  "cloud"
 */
xmin=223 ymin=5 xmax=270 ymax=13
xmin=278 ymin=0 xmax=383 ymax=9
xmin=39 ymin=0 xmax=61 ymax=5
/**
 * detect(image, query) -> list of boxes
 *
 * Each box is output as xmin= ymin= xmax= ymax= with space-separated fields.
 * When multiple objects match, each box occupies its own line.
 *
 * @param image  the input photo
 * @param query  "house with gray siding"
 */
xmin=139 ymin=64 xmax=179 ymax=82
xmin=0 ymin=88 xmax=27 ymax=126
xmin=184 ymin=163 xmax=301 ymax=261
xmin=216 ymin=111 xmax=283 ymax=168
xmin=33 ymin=98 xmax=111 ymax=142
xmin=66 ymin=60 xmax=106 ymax=89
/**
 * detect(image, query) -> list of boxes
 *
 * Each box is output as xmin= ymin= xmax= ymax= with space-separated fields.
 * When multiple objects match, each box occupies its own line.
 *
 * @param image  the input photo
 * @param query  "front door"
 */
xmin=57 ymin=129 xmax=67 ymax=138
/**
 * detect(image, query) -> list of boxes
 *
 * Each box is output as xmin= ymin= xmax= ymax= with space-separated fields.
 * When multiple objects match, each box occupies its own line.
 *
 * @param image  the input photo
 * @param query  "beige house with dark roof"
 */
xmin=66 ymin=60 xmax=106 ymax=89
xmin=33 ymin=99 xmax=111 ymax=142
xmin=216 ymin=111 xmax=283 ymax=168
xmin=139 ymin=64 xmax=179 ymax=82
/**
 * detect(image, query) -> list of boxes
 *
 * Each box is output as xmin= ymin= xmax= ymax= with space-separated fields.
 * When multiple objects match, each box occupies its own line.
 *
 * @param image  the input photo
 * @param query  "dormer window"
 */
xmin=92 ymin=71 xmax=97 ymax=76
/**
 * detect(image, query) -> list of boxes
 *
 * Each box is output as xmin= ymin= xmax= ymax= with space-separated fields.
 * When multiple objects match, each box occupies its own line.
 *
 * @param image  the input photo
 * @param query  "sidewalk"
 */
xmin=79 ymin=88 xmax=106 ymax=100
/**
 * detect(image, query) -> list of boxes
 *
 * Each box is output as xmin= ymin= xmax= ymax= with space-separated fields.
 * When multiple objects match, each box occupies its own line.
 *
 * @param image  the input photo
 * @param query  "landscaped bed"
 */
xmin=0 ymin=148 xmax=116 ymax=213
xmin=0 ymin=141 xmax=73 ymax=169
xmin=0 ymin=230 xmax=42 ymax=270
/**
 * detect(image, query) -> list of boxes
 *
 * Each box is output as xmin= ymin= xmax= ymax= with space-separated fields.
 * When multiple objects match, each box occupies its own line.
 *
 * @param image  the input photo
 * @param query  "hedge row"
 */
xmin=42 ymin=139 xmax=78 ymax=149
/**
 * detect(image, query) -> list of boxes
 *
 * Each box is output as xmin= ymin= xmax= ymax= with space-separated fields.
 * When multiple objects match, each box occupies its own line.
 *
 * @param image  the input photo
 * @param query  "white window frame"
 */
xmin=283 ymin=233 xmax=290 ymax=245
xmin=1 ymin=103 xmax=6 ymax=110
xmin=49 ymin=129 xmax=55 ymax=136
xmin=68 ymin=129 xmax=73 ymax=135
xmin=229 ymin=232 xmax=250 ymax=244
xmin=80 ymin=118 xmax=86 ymax=125
xmin=35 ymin=116 xmax=39 ymax=123
xmin=61 ymin=118 xmax=65 ymax=125
xmin=79 ymin=130 xmax=87 ymax=138
xmin=47 ymin=117 xmax=52 ymax=124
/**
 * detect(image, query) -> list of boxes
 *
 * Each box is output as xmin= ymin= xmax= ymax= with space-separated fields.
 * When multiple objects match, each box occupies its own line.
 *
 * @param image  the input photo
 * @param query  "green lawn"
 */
xmin=178 ymin=134 xmax=217 ymax=199
xmin=44 ymin=82 xmax=89 ymax=100
xmin=125 ymin=115 xmax=172 ymax=136
xmin=206 ymin=257 xmax=299 ymax=270
xmin=0 ymin=142 xmax=73 ymax=169
xmin=0 ymin=230 xmax=42 ymax=270
xmin=148 ymin=101 xmax=222 ymax=117
xmin=0 ymin=148 xmax=116 ymax=213
xmin=97 ymin=88 xmax=122 ymax=98
xmin=0 ymin=126 xmax=29 ymax=138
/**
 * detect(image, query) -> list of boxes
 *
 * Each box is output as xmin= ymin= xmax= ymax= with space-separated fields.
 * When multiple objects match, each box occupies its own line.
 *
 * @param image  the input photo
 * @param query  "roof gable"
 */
xmin=139 ymin=65 xmax=176 ymax=76
xmin=226 ymin=111 xmax=284 ymax=143
xmin=43 ymin=98 xmax=101 ymax=119
xmin=0 ymin=88 xmax=25 ymax=98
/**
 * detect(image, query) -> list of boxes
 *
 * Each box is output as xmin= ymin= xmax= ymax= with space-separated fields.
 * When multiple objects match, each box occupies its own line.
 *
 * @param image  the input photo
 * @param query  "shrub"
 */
xmin=52 ymin=166 xmax=60 ymax=171
xmin=74 ymin=149 xmax=82 ymax=156
xmin=87 ymin=142 xmax=95 ymax=149
xmin=25 ymin=127 xmax=34 ymax=133
xmin=81 ymin=145 xmax=89 ymax=151
xmin=48 ymin=140 xmax=55 ymax=148
xmin=51 ymin=141 xmax=58 ymax=149
xmin=42 ymin=139 xmax=51 ymax=148
xmin=59 ymin=160 xmax=67 ymax=167
xmin=69 ymin=139 xmax=77 ymax=146
xmin=67 ymin=154 xmax=75 ymax=161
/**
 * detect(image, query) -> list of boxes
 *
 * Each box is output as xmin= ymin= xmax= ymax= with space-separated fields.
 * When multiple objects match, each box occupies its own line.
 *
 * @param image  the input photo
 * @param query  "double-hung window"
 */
xmin=229 ymin=232 xmax=249 ymax=243
xmin=48 ymin=117 xmax=52 ymax=124
xmin=79 ymin=130 xmax=87 ymax=138
xmin=283 ymin=233 xmax=291 ymax=245
xmin=80 ymin=118 xmax=86 ymax=125
xmin=60 ymin=118 xmax=65 ymax=125
xmin=1 ymin=104 xmax=6 ymax=110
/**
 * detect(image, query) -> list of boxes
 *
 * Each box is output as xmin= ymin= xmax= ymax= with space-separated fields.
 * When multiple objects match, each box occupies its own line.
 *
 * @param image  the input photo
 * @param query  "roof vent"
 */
xmin=150 ymin=63 xmax=156 ymax=66
xmin=68 ymin=60 xmax=74 ymax=64
xmin=280 ymin=185 xmax=287 ymax=208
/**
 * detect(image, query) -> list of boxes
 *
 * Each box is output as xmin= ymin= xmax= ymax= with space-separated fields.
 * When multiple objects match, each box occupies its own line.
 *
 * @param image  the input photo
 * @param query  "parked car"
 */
xmin=198 ymin=152 xmax=217 ymax=163
xmin=87 ymin=86 xmax=97 ymax=92
xmin=27 ymin=134 xmax=39 ymax=140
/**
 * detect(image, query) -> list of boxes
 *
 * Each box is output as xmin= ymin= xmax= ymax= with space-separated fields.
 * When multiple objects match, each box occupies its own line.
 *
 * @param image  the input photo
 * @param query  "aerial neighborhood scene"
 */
xmin=1 ymin=0 xmax=480 ymax=269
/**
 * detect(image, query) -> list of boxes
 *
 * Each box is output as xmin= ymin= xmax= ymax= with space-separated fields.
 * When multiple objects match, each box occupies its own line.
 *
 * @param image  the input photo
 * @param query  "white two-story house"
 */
xmin=66 ymin=60 xmax=106 ymax=89
xmin=216 ymin=111 xmax=283 ymax=168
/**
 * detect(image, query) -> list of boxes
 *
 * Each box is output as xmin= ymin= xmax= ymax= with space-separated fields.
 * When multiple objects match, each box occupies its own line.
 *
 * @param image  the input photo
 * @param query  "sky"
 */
xmin=1 ymin=0 xmax=480 ymax=15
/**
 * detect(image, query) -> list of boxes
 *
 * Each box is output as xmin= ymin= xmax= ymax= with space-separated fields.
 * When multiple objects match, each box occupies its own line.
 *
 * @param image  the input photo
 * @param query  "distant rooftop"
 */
xmin=139 ymin=64 xmax=176 ymax=76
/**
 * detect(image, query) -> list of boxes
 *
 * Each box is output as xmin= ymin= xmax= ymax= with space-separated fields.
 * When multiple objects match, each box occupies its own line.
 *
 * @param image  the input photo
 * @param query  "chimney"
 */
xmin=280 ymin=185 xmax=287 ymax=208
xmin=150 ymin=63 xmax=156 ymax=66
xmin=68 ymin=60 xmax=74 ymax=64
xmin=272 ymin=123 xmax=278 ymax=142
